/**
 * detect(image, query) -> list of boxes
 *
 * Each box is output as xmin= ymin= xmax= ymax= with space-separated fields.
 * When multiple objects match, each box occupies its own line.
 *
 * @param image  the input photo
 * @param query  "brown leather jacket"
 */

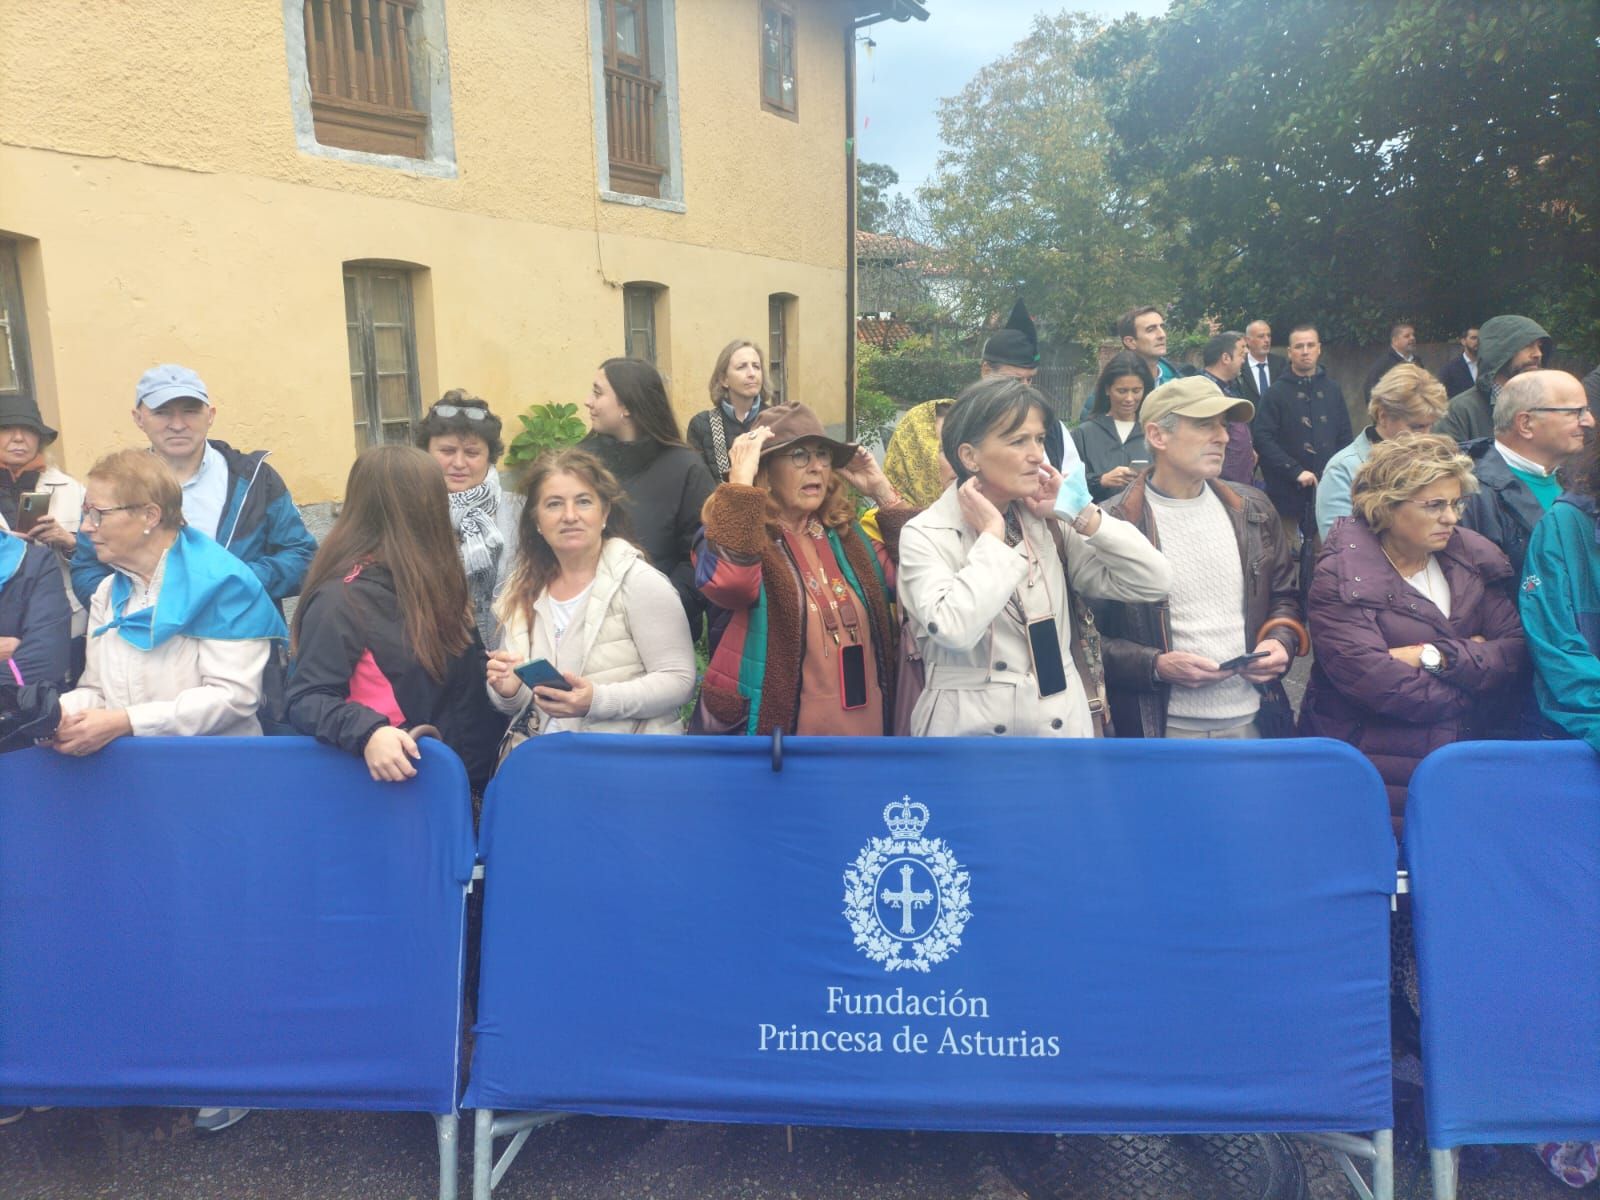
xmin=1096 ymin=475 xmax=1303 ymax=738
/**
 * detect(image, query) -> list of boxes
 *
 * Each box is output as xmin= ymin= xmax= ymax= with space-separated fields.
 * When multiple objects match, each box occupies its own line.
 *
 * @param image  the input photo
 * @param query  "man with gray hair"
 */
xmin=1460 ymin=368 xmax=1594 ymax=578
xmin=1096 ymin=377 xmax=1302 ymax=740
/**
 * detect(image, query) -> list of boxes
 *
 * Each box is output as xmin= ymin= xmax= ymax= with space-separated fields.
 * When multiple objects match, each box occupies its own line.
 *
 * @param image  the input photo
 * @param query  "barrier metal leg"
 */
xmin=473 ymin=1109 xmax=493 ymax=1200
xmin=1430 ymin=1145 xmax=1457 ymax=1200
xmin=471 ymin=1108 xmax=566 ymax=1200
xmin=435 ymin=1113 xmax=458 ymax=1200
xmin=1374 ymin=1130 xmax=1393 ymax=1200
xmin=1303 ymin=1131 xmax=1386 ymax=1200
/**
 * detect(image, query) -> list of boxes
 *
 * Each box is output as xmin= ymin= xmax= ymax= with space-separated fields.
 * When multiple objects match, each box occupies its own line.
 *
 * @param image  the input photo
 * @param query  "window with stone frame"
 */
xmin=302 ymin=0 xmax=430 ymax=158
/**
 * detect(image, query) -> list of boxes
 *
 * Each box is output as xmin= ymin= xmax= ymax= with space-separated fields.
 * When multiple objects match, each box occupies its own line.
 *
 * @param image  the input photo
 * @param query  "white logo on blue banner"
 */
xmin=843 ymin=798 xmax=971 ymax=973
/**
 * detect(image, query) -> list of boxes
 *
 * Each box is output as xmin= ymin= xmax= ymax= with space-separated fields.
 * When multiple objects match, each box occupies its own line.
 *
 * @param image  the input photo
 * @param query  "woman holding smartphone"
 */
xmin=1071 ymin=351 xmax=1155 ymax=502
xmin=896 ymin=377 xmax=1170 ymax=738
xmin=286 ymin=445 xmax=504 ymax=790
xmin=485 ymin=449 xmax=694 ymax=755
xmin=1 ymin=396 xmax=87 ymax=669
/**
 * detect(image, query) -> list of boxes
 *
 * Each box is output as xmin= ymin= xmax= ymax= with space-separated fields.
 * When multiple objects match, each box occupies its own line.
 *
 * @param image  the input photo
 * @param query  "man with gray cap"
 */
xmin=1095 ymin=377 xmax=1303 ymax=740
xmin=1434 ymin=314 xmax=1554 ymax=444
xmin=70 ymin=364 xmax=316 ymax=610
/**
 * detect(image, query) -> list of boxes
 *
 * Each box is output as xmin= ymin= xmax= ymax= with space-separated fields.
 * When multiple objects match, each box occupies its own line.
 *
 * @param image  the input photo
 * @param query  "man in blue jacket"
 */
xmin=71 ymin=364 xmax=316 ymax=610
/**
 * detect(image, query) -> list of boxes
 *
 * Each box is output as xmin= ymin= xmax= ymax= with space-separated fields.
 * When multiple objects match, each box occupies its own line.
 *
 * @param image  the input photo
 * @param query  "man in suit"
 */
xmin=1439 ymin=326 xmax=1480 ymax=398
xmin=1361 ymin=321 xmax=1417 ymax=402
xmin=1237 ymin=320 xmax=1285 ymax=406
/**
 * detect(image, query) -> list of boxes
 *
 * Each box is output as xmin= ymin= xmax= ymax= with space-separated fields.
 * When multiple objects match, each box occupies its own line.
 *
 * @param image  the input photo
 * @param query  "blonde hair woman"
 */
xmin=1316 ymin=363 xmax=1449 ymax=537
xmin=686 ymin=339 xmax=772 ymax=482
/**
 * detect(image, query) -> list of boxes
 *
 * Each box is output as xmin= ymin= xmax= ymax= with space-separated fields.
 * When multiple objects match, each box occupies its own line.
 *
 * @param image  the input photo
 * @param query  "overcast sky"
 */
xmin=854 ymin=1 xmax=1170 ymax=197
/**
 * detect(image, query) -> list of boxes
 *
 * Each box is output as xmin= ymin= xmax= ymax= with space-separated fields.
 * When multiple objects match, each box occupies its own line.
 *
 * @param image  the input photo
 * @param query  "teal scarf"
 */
xmin=95 ymin=526 xmax=287 ymax=650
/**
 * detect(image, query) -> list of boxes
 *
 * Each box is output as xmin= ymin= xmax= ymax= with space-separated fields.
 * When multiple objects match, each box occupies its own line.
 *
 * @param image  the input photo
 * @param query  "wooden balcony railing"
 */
xmin=605 ymin=66 xmax=665 ymax=197
xmin=304 ymin=0 xmax=428 ymax=158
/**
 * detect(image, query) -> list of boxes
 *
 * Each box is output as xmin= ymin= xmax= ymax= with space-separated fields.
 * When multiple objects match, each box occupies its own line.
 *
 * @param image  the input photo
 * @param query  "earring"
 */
xmin=143 ymin=528 xmax=152 ymax=537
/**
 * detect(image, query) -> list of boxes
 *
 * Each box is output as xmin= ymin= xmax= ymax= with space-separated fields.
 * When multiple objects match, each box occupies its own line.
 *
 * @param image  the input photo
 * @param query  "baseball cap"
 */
xmin=1139 ymin=376 xmax=1253 ymax=427
xmin=136 ymin=364 xmax=211 ymax=410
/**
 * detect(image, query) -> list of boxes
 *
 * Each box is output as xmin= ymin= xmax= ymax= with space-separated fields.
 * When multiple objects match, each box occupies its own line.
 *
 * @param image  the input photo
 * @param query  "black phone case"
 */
xmin=1026 ymin=617 xmax=1069 ymax=698
xmin=839 ymin=643 xmax=869 ymax=710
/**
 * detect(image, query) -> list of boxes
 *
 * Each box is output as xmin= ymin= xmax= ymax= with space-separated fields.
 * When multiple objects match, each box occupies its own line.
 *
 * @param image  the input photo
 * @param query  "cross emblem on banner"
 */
xmin=881 ymin=864 xmax=933 ymax=935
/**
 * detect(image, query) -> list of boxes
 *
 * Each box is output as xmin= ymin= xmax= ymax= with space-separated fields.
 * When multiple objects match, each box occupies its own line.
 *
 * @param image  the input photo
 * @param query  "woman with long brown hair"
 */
xmin=286 ymin=444 xmax=504 ymax=788
xmin=485 ymin=449 xmax=694 ymax=753
xmin=579 ymin=358 xmax=714 ymax=632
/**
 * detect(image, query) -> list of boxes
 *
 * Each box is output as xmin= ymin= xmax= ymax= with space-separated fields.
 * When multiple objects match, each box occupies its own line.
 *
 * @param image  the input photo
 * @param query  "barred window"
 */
xmin=303 ymin=0 xmax=428 ymax=159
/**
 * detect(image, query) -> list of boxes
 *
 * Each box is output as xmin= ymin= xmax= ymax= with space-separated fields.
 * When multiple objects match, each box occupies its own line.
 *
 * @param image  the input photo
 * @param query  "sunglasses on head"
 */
xmin=432 ymin=404 xmax=489 ymax=421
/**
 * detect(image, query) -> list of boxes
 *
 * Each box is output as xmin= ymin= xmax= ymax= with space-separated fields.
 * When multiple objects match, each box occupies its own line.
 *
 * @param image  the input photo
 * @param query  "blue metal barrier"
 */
xmin=467 ymin=734 xmax=1398 ymax=1199
xmin=1406 ymin=741 xmax=1600 ymax=1200
xmin=0 ymin=737 xmax=475 ymax=1200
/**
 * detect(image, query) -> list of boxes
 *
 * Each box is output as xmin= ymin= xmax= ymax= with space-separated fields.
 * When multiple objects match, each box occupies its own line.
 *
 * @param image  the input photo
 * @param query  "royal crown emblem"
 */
xmin=842 ymin=797 xmax=971 ymax=973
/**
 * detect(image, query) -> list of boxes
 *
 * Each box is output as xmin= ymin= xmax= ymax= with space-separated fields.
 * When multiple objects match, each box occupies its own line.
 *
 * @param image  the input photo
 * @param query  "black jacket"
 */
xmin=579 ymin=435 xmax=715 ymax=631
xmin=1458 ymin=438 xmax=1550 ymax=581
xmin=1439 ymin=354 xmax=1478 ymax=399
xmin=1070 ymin=413 xmax=1149 ymax=502
xmin=1238 ymin=354 xmax=1287 ymax=404
xmin=0 ymin=540 xmax=70 ymax=687
xmin=1251 ymin=367 xmax=1353 ymax=521
xmin=1361 ymin=348 xmax=1412 ymax=403
xmin=286 ymin=562 xmax=505 ymax=788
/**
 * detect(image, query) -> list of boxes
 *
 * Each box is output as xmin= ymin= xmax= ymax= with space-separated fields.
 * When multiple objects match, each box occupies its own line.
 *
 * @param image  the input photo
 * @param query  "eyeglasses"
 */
xmin=80 ymin=503 xmax=139 ymax=529
xmin=779 ymin=445 xmax=833 ymax=468
xmin=1527 ymin=406 xmax=1591 ymax=418
xmin=431 ymin=404 xmax=489 ymax=421
xmin=1403 ymin=498 xmax=1469 ymax=518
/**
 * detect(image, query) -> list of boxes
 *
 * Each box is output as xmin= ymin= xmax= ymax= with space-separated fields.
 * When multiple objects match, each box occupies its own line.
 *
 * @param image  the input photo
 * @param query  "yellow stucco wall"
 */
xmin=0 ymin=0 xmax=855 ymax=503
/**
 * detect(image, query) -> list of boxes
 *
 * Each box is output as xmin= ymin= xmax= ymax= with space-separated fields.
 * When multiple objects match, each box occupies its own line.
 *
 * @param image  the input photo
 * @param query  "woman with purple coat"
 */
xmin=1299 ymin=434 xmax=1525 ymax=837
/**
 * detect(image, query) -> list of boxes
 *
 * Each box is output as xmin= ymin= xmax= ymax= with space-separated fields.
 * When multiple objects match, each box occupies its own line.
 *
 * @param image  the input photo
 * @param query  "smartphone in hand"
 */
xmin=1218 ymin=650 xmax=1271 ymax=672
xmin=15 ymin=492 xmax=50 ymax=535
xmin=513 ymin=658 xmax=574 ymax=692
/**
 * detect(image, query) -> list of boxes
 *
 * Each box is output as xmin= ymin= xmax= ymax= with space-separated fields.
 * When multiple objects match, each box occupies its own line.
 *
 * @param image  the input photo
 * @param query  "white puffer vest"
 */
xmin=498 ymin=538 xmax=685 ymax=755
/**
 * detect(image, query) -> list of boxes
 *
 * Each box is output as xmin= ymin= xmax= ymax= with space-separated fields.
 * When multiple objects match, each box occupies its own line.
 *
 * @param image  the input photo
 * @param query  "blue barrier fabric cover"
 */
xmin=0 ymin=738 xmax=474 ymax=1114
xmin=1406 ymin=742 xmax=1600 ymax=1149
xmin=467 ymin=735 xmax=1395 ymax=1133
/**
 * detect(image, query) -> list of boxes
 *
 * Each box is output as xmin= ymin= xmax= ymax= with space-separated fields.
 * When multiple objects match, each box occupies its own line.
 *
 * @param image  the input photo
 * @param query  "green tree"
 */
xmin=856 ymin=160 xmax=901 ymax=233
xmin=920 ymin=14 xmax=1178 ymax=348
xmin=1086 ymin=0 xmax=1600 ymax=354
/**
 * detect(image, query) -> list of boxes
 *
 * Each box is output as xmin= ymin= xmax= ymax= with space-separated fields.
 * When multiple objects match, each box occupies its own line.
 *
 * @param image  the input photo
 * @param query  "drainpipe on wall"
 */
xmin=846 ymin=2 xmax=928 ymax=440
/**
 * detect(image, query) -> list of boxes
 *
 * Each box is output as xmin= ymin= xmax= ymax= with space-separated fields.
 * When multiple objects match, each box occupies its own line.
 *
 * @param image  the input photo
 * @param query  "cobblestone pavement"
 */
xmin=0 ymin=1108 xmax=1580 ymax=1200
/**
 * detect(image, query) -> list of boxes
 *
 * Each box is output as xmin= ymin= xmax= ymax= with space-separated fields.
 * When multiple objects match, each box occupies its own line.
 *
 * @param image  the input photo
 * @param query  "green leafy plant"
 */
xmin=504 ymin=402 xmax=587 ymax=466
xmin=853 ymin=385 xmax=900 ymax=452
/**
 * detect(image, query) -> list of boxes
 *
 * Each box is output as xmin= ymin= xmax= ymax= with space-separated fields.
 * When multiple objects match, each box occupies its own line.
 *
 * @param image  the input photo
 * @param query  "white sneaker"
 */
xmin=194 ymin=1106 xmax=250 ymax=1133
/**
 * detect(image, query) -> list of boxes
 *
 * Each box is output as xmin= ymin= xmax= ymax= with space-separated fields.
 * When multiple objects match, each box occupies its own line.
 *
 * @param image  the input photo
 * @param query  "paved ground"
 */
xmin=0 ymin=1107 xmax=1581 ymax=1200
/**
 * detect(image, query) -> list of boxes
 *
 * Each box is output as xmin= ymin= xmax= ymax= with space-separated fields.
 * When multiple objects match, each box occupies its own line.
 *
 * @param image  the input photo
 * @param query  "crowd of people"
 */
xmin=3 ymin=316 xmax=1599 ymax=1179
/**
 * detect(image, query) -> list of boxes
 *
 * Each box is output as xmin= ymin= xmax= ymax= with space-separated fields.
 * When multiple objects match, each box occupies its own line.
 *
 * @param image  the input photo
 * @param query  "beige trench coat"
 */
xmin=897 ymin=486 xmax=1171 ymax=738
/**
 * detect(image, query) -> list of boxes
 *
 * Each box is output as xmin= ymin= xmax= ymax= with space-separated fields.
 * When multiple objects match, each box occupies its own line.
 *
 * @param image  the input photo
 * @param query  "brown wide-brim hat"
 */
xmin=753 ymin=402 xmax=858 ymax=468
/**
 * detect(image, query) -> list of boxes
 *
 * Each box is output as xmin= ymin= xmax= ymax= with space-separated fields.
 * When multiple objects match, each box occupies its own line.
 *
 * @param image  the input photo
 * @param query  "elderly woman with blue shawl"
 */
xmin=49 ymin=449 xmax=285 ymax=756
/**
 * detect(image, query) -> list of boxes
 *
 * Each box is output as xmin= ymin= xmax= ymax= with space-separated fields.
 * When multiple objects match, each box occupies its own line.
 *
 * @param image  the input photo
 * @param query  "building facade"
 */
xmin=0 ymin=1 xmax=907 ymax=502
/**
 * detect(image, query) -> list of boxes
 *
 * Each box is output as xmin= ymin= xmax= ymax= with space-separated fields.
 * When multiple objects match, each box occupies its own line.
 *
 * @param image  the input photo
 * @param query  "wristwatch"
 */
xmin=1420 ymin=643 xmax=1444 ymax=674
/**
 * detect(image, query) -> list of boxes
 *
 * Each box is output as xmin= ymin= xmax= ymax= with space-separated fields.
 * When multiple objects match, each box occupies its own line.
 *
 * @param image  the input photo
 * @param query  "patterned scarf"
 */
xmin=449 ymin=472 xmax=504 ymax=644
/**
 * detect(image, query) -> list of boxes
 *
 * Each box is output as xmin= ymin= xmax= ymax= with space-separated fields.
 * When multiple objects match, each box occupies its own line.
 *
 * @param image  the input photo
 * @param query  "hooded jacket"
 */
xmin=1251 ymin=365 xmax=1353 ymax=521
xmin=1434 ymin=316 xmax=1553 ymax=444
xmin=1299 ymin=517 xmax=1525 ymax=833
xmin=71 ymin=440 xmax=317 ymax=609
